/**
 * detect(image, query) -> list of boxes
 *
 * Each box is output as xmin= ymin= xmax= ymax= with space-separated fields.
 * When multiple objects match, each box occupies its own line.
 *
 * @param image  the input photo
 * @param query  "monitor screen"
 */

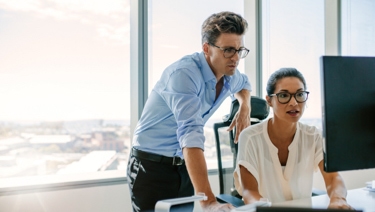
xmin=320 ymin=56 xmax=375 ymax=172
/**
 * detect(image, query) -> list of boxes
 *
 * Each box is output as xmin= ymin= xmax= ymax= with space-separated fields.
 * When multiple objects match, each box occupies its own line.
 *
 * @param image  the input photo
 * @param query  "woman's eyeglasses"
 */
xmin=269 ymin=91 xmax=310 ymax=104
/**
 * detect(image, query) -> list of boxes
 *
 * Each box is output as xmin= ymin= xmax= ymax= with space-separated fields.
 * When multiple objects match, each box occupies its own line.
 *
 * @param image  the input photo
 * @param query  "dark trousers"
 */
xmin=127 ymin=152 xmax=194 ymax=212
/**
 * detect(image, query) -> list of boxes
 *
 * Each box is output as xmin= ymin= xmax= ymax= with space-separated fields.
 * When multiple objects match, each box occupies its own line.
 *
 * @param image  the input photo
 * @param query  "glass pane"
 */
xmin=342 ymin=0 xmax=375 ymax=56
xmin=148 ymin=0 xmax=245 ymax=169
xmin=0 ymin=0 xmax=130 ymax=178
xmin=262 ymin=0 xmax=324 ymax=129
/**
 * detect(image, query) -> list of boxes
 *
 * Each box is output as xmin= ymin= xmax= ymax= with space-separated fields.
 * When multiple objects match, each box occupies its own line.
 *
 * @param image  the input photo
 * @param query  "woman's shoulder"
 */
xmin=239 ymin=120 xmax=267 ymax=142
xmin=245 ymin=120 xmax=266 ymax=132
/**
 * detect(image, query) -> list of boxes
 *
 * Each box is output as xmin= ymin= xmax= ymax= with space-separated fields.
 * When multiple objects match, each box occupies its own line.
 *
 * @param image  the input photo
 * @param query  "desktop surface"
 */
xmin=256 ymin=207 xmax=362 ymax=212
xmin=273 ymin=188 xmax=375 ymax=212
xmin=233 ymin=188 xmax=375 ymax=212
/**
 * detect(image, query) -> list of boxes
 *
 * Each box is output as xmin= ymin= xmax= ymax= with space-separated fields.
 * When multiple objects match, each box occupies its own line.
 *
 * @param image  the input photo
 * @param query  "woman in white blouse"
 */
xmin=234 ymin=68 xmax=353 ymax=209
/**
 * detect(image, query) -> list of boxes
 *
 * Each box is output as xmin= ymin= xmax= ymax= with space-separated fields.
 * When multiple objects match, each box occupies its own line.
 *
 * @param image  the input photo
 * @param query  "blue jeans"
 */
xmin=127 ymin=153 xmax=194 ymax=212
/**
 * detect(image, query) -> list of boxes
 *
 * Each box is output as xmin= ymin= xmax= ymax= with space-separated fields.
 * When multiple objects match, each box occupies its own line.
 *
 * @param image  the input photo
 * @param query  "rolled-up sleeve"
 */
xmin=227 ymin=70 xmax=252 ymax=94
xmin=159 ymin=69 xmax=205 ymax=151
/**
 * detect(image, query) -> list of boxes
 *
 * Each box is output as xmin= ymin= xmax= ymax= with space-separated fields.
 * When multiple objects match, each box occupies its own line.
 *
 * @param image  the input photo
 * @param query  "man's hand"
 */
xmin=230 ymin=89 xmax=251 ymax=143
xmin=227 ymin=103 xmax=250 ymax=143
xmin=201 ymin=200 xmax=235 ymax=212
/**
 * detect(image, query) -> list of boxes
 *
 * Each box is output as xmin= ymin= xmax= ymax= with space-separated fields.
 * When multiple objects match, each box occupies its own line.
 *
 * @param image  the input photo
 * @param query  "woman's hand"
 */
xmin=328 ymin=197 xmax=354 ymax=210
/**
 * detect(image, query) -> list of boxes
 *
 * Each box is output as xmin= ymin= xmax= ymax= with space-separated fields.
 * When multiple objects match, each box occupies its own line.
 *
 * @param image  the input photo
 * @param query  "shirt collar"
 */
xmin=198 ymin=52 xmax=216 ymax=83
xmin=198 ymin=51 xmax=233 ymax=85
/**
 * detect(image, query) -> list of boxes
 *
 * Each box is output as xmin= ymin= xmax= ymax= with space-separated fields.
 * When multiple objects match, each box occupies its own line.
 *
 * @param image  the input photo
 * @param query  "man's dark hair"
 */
xmin=201 ymin=11 xmax=248 ymax=45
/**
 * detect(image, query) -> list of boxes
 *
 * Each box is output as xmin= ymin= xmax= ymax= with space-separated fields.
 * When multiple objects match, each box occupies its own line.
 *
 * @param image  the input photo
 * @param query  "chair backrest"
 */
xmin=223 ymin=96 xmax=270 ymax=124
xmin=225 ymin=96 xmax=270 ymax=167
xmin=214 ymin=96 xmax=269 ymax=199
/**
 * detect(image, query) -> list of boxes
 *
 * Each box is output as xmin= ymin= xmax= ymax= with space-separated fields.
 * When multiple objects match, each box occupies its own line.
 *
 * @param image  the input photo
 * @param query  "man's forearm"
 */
xmin=231 ymin=89 xmax=251 ymax=142
xmin=234 ymin=89 xmax=251 ymax=118
xmin=182 ymin=147 xmax=216 ymax=206
xmin=234 ymin=89 xmax=251 ymax=107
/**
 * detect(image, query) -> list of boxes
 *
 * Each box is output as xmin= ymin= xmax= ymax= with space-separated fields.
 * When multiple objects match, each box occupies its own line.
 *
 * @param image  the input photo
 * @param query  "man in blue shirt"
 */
xmin=127 ymin=11 xmax=252 ymax=212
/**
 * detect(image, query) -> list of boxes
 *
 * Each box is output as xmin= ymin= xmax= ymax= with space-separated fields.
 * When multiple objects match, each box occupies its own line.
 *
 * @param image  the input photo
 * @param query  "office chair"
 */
xmin=214 ymin=96 xmax=270 ymax=207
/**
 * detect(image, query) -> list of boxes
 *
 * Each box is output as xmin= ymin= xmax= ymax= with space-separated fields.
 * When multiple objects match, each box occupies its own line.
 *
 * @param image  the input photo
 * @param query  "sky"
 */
xmin=0 ymin=0 xmax=130 ymax=121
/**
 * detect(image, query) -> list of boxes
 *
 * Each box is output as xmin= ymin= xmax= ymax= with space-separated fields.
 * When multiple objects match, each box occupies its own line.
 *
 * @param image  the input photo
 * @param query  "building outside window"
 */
xmin=0 ymin=0 xmax=131 ymax=179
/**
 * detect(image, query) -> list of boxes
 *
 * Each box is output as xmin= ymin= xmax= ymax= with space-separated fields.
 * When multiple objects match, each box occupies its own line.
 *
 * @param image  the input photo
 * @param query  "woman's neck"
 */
xmin=268 ymin=118 xmax=297 ymax=166
xmin=267 ymin=118 xmax=297 ymax=145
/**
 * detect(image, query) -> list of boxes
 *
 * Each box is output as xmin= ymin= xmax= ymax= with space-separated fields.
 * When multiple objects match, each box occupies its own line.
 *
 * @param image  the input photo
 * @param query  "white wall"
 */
xmin=0 ymin=174 xmax=219 ymax=212
xmin=313 ymin=168 xmax=375 ymax=191
xmin=0 ymin=183 xmax=130 ymax=212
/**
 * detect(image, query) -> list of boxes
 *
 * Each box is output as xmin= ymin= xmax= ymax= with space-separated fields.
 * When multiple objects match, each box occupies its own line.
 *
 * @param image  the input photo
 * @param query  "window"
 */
xmin=0 ymin=0 xmax=130 ymax=179
xmin=261 ymin=0 xmax=325 ymax=130
xmin=341 ymin=0 xmax=375 ymax=56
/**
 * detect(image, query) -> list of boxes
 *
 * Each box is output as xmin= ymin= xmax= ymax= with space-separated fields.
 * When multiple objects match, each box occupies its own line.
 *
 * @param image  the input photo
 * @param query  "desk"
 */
xmin=272 ymin=188 xmax=375 ymax=212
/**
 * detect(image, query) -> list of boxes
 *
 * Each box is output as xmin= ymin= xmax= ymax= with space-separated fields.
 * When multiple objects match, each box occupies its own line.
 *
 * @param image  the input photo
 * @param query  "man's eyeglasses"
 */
xmin=209 ymin=43 xmax=249 ymax=59
xmin=269 ymin=91 xmax=310 ymax=104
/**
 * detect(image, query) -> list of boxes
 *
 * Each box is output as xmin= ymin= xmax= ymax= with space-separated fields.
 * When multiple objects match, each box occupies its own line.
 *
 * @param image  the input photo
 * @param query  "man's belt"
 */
xmin=131 ymin=148 xmax=184 ymax=166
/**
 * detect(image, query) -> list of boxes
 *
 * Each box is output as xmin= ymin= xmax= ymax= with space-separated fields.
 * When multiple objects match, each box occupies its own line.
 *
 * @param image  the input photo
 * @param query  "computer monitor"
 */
xmin=320 ymin=56 xmax=375 ymax=172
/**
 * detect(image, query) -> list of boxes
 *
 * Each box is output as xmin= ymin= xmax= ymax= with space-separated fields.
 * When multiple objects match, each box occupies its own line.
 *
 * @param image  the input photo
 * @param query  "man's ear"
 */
xmin=203 ymin=42 xmax=209 ymax=55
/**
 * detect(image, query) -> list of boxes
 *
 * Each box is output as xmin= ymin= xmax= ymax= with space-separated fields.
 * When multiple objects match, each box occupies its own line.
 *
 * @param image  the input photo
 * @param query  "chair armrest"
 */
xmin=312 ymin=188 xmax=327 ymax=196
xmin=216 ymin=194 xmax=244 ymax=207
xmin=231 ymin=199 xmax=271 ymax=212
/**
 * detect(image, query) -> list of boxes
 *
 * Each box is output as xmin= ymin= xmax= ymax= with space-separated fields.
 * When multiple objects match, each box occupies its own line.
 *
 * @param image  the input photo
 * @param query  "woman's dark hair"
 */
xmin=266 ymin=68 xmax=307 ymax=96
xmin=201 ymin=11 xmax=248 ymax=45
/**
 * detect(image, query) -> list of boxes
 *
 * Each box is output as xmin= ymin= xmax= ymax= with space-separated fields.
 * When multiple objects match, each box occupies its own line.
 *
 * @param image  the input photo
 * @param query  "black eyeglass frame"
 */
xmin=269 ymin=91 xmax=310 ymax=104
xmin=208 ymin=43 xmax=250 ymax=59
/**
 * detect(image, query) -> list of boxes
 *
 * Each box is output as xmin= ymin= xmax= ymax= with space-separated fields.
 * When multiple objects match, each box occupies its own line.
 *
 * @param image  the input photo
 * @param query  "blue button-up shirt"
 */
xmin=133 ymin=52 xmax=251 ymax=158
